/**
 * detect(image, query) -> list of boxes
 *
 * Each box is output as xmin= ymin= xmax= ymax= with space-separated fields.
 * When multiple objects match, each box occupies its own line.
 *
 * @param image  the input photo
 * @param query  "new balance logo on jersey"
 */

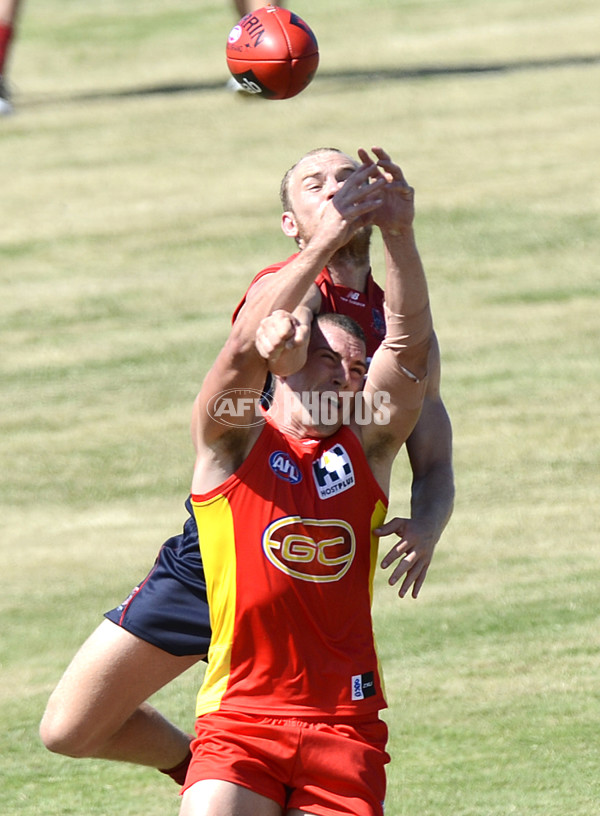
xmin=351 ymin=671 xmax=376 ymax=700
xmin=312 ymin=444 xmax=355 ymax=499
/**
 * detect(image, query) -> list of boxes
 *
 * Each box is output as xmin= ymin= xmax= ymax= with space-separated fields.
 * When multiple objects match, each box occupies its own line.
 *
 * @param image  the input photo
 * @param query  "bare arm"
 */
xmin=360 ymin=149 xmax=433 ymax=491
xmin=405 ymin=335 xmax=454 ymax=540
xmin=191 ymin=158 xmax=387 ymax=492
xmin=242 ymin=275 xmax=322 ymax=323
xmin=377 ymin=333 xmax=455 ymax=597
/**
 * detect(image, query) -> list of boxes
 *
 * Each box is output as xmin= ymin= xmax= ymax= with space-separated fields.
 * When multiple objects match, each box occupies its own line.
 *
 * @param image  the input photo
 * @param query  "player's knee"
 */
xmin=39 ymin=703 xmax=98 ymax=758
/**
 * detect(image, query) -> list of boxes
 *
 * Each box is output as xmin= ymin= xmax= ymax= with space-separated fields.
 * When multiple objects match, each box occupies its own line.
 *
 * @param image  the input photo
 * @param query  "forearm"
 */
xmin=410 ymin=461 xmax=455 ymax=547
xmin=242 ymin=242 xmax=331 ymax=324
xmin=379 ymin=228 xmax=432 ymax=382
xmin=382 ymin=226 xmax=429 ymax=312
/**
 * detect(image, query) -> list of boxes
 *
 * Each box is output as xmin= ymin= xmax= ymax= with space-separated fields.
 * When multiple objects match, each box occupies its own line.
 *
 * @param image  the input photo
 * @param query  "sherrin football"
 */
xmin=226 ymin=5 xmax=319 ymax=100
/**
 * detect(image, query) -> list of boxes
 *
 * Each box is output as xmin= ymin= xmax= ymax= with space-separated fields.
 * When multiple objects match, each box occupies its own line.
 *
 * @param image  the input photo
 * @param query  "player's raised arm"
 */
xmin=360 ymin=149 xmax=433 ymax=488
xmin=192 ymin=155 xmax=387 ymax=457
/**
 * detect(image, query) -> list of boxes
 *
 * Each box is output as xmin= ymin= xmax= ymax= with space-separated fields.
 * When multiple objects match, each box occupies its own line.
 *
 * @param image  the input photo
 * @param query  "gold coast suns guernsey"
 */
xmin=191 ymin=415 xmax=389 ymax=721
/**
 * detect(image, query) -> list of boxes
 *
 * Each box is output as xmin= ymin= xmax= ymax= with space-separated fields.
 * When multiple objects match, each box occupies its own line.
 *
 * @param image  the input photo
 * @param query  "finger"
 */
xmin=347 ymin=170 xmax=386 ymax=202
xmin=387 ymin=551 xmax=416 ymax=587
xmin=371 ymin=147 xmax=408 ymax=184
xmin=263 ymin=322 xmax=293 ymax=349
xmin=285 ymin=323 xmax=310 ymax=349
xmin=370 ymin=146 xmax=393 ymax=169
xmin=398 ymin=569 xmax=417 ymax=598
xmin=334 ymin=194 xmax=384 ymax=226
xmin=294 ymin=324 xmax=311 ymax=344
xmin=409 ymin=566 xmax=429 ymax=599
xmin=347 ymin=159 xmax=385 ymax=189
xmin=380 ymin=540 xmax=410 ymax=570
xmin=373 ymin=517 xmax=408 ymax=536
xmin=357 ymin=147 xmax=381 ymax=169
xmin=398 ymin=562 xmax=428 ymax=598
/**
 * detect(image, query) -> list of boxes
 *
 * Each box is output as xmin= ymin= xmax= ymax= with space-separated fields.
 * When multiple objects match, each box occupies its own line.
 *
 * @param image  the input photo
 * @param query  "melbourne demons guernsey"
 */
xmin=232 ymin=254 xmax=386 ymax=360
xmin=191 ymin=414 xmax=388 ymax=721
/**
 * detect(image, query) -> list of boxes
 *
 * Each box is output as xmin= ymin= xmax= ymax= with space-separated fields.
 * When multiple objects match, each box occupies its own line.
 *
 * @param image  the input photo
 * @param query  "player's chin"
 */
xmin=311 ymin=420 xmax=344 ymax=439
xmin=346 ymin=224 xmax=373 ymax=253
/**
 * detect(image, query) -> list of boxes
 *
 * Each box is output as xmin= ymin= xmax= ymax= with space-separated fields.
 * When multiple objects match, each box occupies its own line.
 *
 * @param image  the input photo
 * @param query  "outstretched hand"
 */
xmin=375 ymin=515 xmax=438 ymax=598
xmin=357 ymin=146 xmax=415 ymax=236
xmin=314 ymin=159 xmax=386 ymax=253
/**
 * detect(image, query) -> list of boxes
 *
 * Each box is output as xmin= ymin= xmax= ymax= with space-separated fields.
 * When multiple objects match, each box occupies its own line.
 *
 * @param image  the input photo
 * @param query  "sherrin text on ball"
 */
xmin=226 ymin=5 xmax=319 ymax=100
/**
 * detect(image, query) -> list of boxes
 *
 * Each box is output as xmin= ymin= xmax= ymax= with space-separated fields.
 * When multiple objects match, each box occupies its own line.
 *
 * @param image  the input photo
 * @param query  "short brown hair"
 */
xmin=314 ymin=312 xmax=366 ymax=348
xmin=279 ymin=148 xmax=351 ymax=212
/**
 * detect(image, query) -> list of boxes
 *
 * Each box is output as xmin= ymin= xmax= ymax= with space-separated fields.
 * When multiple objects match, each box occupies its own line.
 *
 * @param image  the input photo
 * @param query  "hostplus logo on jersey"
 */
xmin=312 ymin=443 xmax=355 ymax=499
xmin=269 ymin=451 xmax=302 ymax=484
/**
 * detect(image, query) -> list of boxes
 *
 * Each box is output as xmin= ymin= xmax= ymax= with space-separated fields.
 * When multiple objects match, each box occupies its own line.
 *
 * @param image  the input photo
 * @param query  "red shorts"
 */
xmin=183 ymin=711 xmax=390 ymax=816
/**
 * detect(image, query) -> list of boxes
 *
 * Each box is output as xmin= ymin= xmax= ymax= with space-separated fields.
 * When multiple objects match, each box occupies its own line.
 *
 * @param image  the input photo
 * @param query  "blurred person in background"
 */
xmin=0 ymin=0 xmax=21 ymax=114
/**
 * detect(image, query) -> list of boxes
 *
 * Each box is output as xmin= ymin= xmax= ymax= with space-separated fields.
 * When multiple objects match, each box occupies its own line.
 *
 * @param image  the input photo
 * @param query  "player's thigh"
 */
xmin=43 ymin=619 xmax=200 ymax=734
xmin=180 ymin=780 xmax=283 ymax=816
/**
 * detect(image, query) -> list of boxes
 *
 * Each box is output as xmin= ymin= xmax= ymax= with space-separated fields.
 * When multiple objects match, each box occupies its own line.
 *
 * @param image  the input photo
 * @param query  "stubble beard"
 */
xmin=332 ymin=224 xmax=373 ymax=266
xmin=296 ymin=222 xmax=373 ymax=266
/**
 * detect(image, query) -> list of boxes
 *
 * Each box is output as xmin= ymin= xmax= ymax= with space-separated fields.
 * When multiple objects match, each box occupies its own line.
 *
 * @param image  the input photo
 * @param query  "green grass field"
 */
xmin=2 ymin=1 xmax=599 ymax=813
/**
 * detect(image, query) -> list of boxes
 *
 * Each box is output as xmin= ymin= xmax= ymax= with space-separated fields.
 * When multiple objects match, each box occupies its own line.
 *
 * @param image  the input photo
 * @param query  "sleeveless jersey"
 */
xmin=232 ymin=254 xmax=386 ymax=359
xmin=191 ymin=415 xmax=389 ymax=721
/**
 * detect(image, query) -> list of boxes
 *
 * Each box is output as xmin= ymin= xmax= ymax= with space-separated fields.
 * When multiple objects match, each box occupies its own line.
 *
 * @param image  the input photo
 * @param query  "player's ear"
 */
xmin=281 ymin=211 xmax=299 ymax=239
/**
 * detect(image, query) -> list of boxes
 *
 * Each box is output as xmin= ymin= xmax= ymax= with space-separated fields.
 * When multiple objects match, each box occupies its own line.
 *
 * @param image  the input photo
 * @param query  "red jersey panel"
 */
xmin=232 ymin=254 xmax=386 ymax=359
xmin=191 ymin=416 xmax=388 ymax=721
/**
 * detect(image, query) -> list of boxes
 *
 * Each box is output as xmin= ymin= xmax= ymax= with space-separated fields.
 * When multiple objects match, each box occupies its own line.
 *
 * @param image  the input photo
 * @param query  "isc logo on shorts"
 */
xmin=262 ymin=516 xmax=356 ymax=582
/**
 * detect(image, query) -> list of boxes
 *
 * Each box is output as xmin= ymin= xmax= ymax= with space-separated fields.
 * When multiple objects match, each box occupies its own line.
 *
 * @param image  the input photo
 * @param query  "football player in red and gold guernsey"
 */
xmin=179 ymin=147 xmax=433 ymax=815
xmin=40 ymin=149 xmax=454 ymax=802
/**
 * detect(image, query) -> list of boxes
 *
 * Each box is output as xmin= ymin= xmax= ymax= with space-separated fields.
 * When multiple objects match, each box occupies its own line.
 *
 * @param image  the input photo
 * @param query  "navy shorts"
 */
xmin=104 ymin=496 xmax=211 ymax=657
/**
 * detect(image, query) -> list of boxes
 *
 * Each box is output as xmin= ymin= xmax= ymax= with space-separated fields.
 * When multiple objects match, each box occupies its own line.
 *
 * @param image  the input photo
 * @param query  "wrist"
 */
xmin=381 ymin=224 xmax=416 ymax=240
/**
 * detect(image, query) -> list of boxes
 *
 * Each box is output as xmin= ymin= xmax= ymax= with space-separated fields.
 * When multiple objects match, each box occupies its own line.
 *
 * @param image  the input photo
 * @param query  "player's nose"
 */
xmin=324 ymin=175 xmax=345 ymax=199
xmin=331 ymin=363 xmax=349 ymax=388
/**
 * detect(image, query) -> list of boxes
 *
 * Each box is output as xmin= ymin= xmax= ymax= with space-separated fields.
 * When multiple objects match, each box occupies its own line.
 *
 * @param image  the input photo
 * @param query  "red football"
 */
xmin=226 ymin=5 xmax=319 ymax=100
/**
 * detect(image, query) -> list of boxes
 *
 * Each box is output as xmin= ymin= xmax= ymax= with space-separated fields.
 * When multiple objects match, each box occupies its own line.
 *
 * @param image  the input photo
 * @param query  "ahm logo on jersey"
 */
xmin=269 ymin=450 xmax=302 ymax=484
xmin=312 ymin=444 xmax=355 ymax=499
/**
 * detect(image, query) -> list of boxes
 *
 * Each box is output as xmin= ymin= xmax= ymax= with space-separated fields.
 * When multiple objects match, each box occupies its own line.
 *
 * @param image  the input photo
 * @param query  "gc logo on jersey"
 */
xmin=262 ymin=516 xmax=356 ymax=582
xmin=269 ymin=450 xmax=302 ymax=484
xmin=312 ymin=444 xmax=355 ymax=499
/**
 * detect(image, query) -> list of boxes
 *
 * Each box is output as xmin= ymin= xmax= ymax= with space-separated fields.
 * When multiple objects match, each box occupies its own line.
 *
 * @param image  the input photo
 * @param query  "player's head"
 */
xmin=279 ymin=148 xmax=354 ymax=212
xmin=312 ymin=312 xmax=367 ymax=353
xmin=279 ymin=148 xmax=372 ymax=252
xmin=271 ymin=313 xmax=368 ymax=438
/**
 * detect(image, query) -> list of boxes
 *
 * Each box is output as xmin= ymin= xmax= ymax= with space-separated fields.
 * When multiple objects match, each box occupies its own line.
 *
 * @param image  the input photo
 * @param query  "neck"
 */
xmin=267 ymin=386 xmax=339 ymax=441
xmin=326 ymin=228 xmax=372 ymax=292
xmin=326 ymin=257 xmax=370 ymax=292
